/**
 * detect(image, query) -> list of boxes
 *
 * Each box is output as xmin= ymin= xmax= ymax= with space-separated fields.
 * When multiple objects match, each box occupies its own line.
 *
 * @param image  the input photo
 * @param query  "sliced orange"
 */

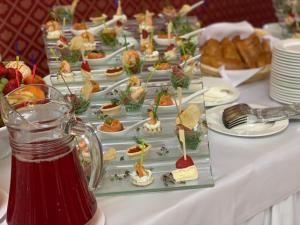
xmin=22 ymin=86 xmax=46 ymax=99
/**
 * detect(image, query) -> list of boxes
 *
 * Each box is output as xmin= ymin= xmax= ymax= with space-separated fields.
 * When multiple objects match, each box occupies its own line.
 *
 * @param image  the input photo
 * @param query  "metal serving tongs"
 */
xmin=222 ymin=103 xmax=300 ymax=129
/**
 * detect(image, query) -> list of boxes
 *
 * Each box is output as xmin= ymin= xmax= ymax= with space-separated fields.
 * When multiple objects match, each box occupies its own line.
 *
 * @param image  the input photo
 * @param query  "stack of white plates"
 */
xmin=270 ymin=39 xmax=300 ymax=104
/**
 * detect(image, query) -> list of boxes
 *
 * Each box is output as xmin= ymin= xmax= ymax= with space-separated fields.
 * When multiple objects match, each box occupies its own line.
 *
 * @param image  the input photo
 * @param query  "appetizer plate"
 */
xmin=147 ymin=66 xmax=172 ymax=75
xmin=206 ymin=104 xmax=289 ymax=137
xmin=153 ymin=35 xmax=176 ymax=46
xmin=202 ymin=77 xmax=240 ymax=107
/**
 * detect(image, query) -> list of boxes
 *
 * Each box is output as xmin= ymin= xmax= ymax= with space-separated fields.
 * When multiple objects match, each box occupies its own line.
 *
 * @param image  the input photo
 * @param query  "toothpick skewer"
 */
xmin=177 ymin=87 xmax=182 ymax=114
xmin=178 ymin=129 xmax=186 ymax=160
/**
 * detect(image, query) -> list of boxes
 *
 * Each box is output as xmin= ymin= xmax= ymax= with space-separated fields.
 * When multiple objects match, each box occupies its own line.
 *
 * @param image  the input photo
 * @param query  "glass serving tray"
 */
xmin=43 ymin=18 xmax=214 ymax=196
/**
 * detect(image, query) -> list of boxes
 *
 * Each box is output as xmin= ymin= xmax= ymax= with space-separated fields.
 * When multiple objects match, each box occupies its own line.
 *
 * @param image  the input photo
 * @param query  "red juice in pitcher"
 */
xmin=6 ymin=138 xmax=97 ymax=225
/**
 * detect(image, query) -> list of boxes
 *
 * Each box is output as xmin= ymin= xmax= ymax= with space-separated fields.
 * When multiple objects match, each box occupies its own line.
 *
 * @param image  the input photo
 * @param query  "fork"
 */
xmin=222 ymin=103 xmax=300 ymax=129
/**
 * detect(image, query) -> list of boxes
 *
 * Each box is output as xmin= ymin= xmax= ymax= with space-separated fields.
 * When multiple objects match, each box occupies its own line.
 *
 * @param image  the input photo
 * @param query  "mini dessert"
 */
xmin=86 ymin=50 xmax=106 ymax=59
xmin=100 ymin=27 xmax=118 ymax=47
xmin=143 ymin=40 xmax=159 ymax=62
xmin=126 ymin=138 xmax=151 ymax=157
xmin=90 ymin=80 xmax=100 ymax=93
xmin=56 ymin=35 xmax=69 ymax=49
xmin=99 ymin=117 xmax=124 ymax=133
xmin=46 ymin=20 xmax=62 ymax=39
xmin=130 ymin=162 xmax=154 ymax=186
xmin=58 ymin=60 xmax=75 ymax=82
xmin=73 ymin=22 xmax=88 ymax=30
xmin=81 ymin=61 xmax=92 ymax=80
xmin=171 ymin=155 xmax=198 ymax=182
xmin=138 ymin=10 xmax=154 ymax=33
xmin=5 ymin=61 xmax=32 ymax=78
xmin=128 ymin=75 xmax=141 ymax=86
xmin=154 ymin=89 xmax=174 ymax=106
xmin=81 ymin=31 xmax=96 ymax=51
xmin=176 ymin=104 xmax=202 ymax=150
xmin=105 ymin=66 xmax=123 ymax=77
xmin=164 ymin=44 xmax=177 ymax=60
xmin=140 ymin=29 xmax=150 ymax=52
xmin=103 ymin=148 xmax=117 ymax=161
xmin=162 ymin=4 xmax=177 ymax=19
xmin=122 ymin=50 xmax=141 ymax=74
xmin=119 ymin=75 xmax=146 ymax=113
xmin=90 ymin=13 xmax=107 ymax=25
xmin=100 ymin=99 xmax=121 ymax=117
xmin=171 ymin=65 xmax=190 ymax=89
xmin=179 ymin=39 xmax=197 ymax=57
xmin=154 ymin=61 xmax=171 ymax=70
xmin=64 ymin=94 xmax=90 ymax=115
xmin=143 ymin=109 xmax=161 ymax=133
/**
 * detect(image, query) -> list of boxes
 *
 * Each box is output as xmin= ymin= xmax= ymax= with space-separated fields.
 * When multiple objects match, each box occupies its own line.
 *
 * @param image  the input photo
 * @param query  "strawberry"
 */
xmin=59 ymin=35 xmax=69 ymax=45
xmin=142 ymin=29 xmax=149 ymax=39
xmin=0 ymin=63 xmax=7 ymax=77
xmin=116 ymin=20 xmax=123 ymax=27
xmin=3 ymin=79 xmax=19 ymax=95
xmin=175 ymin=155 xmax=194 ymax=169
xmin=6 ymin=68 xmax=22 ymax=82
xmin=81 ymin=61 xmax=91 ymax=72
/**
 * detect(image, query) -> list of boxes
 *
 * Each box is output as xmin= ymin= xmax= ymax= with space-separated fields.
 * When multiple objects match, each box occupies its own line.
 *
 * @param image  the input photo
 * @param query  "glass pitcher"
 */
xmin=0 ymin=84 xmax=103 ymax=225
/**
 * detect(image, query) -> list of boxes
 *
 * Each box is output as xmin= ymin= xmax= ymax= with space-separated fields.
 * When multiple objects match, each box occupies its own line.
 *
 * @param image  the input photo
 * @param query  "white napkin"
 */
xmin=198 ymin=21 xmax=254 ymax=46
xmin=219 ymin=66 xmax=263 ymax=87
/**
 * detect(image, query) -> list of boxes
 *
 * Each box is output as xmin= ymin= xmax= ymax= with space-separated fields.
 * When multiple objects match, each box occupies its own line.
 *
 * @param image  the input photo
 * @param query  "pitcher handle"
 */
xmin=67 ymin=118 xmax=103 ymax=191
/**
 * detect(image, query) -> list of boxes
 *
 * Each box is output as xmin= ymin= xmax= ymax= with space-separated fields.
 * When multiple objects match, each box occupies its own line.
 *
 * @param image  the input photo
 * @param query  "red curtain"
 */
xmin=0 ymin=0 xmax=277 ymax=76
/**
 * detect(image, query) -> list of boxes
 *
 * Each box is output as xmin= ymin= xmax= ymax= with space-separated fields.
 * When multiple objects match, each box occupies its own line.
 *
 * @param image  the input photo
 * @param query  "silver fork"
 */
xmin=222 ymin=103 xmax=300 ymax=129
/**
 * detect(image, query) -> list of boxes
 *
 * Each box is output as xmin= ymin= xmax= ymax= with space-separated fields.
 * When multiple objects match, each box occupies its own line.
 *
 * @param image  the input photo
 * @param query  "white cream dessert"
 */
xmin=143 ymin=120 xmax=161 ymax=133
xmin=131 ymin=169 xmax=154 ymax=186
xmin=47 ymin=30 xmax=62 ymax=40
xmin=81 ymin=32 xmax=96 ymax=51
xmin=131 ymin=162 xmax=154 ymax=186
xmin=46 ymin=20 xmax=62 ymax=40
xmin=171 ymin=165 xmax=198 ymax=182
xmin=58 ymin=60 xmax=75 ymax=82
xmin=144 ymin=50 xmax=159 ymax=61
xmin=82 ymin=42 xmax=96 ymax=51
xmin=143 ymin=109 xmax=162 ymax=133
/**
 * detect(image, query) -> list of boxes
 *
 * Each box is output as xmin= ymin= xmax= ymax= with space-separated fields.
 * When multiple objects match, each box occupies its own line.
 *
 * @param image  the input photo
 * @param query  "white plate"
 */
xmin=275 ymin=39 xmax=300 ymax=55
xmin=206 ymin=104 xmax=289 ymax=137
xmin=202 ymin=77 xmax=240 ymax=107
xmin=0 ymin=188 xmax=8 ymax=222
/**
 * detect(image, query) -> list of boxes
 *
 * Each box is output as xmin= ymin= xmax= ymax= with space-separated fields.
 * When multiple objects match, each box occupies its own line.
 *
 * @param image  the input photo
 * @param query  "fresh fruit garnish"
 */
xmin=3 ymin=79 xmax=20 ymax=95
xmin=6 ymin=68 xmax=22 ymax=81
xmin=142 ymin=29 xmax=149 ymax=39
xmin=59 ymin=35 xmax=68 ymax=45
xmin=23 ymin=75 xmax=45 ymax=85
xmin=0 ymin=63 xmax=7 ymax=77
xmin=81 ymin=61 xmax=91 ymax=72
xmin=175 ymin=155 xmax=194 ymax=169
xmin=165 ymin=44 xmax=175 ymax=52
xmin=22 ymin=86 xmax=46 ymax=99
xmin=116 ymin=20 xmax=123 ymax=27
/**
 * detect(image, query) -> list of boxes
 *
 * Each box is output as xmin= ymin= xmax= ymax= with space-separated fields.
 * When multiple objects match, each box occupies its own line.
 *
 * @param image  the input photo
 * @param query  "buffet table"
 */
xmin=1 ymin=78 xmax=300 ymax=225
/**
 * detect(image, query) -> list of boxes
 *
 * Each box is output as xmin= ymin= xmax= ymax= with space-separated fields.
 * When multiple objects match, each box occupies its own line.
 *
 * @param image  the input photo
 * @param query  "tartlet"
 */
xmin=105 ymin=67 xmax=123 ymax=77
xmin=126 ymin=144 xmax=151 ymax=157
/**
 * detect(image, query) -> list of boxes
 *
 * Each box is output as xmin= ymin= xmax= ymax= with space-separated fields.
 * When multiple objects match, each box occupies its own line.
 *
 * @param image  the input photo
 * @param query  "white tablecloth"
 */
xmin=1 ymin=78 xmax=300 ymax=225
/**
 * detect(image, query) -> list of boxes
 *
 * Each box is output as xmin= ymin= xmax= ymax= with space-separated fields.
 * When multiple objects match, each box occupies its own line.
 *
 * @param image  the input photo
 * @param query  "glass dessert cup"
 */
xmin=52 ymin=5 xmax=74 ymax=24
xmin=176 ymin=122 xmax=202 ymax=150
xmin=0 ymin=84 xmax=104 ymax=225
xmin=170 ymin=73 xmax=190 ymax=89
xmin=123 ymin=93 xmax=145 ymax=114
